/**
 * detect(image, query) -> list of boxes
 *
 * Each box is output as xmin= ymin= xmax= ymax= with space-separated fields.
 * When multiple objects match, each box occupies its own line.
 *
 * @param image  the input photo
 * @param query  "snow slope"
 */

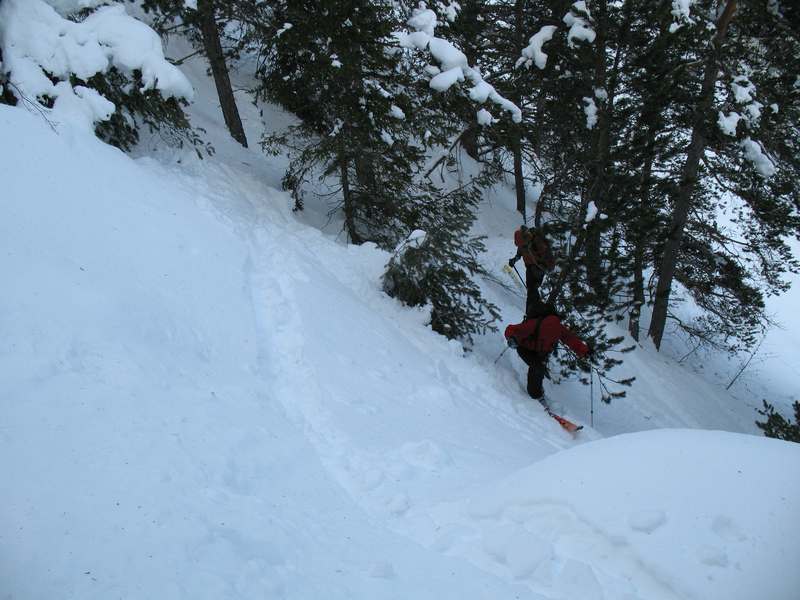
xmin=1 ymin=105 xmax=555 ymax=599
xmin=2 ymin=46 xmax=799 ymax=599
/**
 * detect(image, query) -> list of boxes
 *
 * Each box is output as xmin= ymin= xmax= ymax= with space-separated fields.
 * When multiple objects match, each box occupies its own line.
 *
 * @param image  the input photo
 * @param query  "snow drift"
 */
xmin=428 ymin=429 xmax=800 ymax=600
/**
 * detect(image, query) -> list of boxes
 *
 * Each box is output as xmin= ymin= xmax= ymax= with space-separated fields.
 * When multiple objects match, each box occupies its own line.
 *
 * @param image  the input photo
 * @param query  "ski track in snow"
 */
xmin=149 ymin=106 xmax=798 ymax=598
xmin=156 ymin=155 xmax=687 ymax=599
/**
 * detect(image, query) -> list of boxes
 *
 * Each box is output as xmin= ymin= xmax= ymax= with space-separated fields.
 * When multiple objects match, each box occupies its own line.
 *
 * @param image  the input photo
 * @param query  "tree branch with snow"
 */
xmin=396 ymin=3 xmax=522 ymax=124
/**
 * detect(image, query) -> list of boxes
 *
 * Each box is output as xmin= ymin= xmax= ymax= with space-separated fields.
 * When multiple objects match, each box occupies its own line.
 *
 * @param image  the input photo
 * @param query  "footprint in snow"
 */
xmin=482 ymin=524 xmax=553 ymax=580
xmin=432 ymin=523 xmax=476 ymax=552
xmin=369 ymin=561 xmax=395 ymax=579
xmin=386 ymin=493 xmax=410 ymax=515
xmin=711 ymin=515 xmax=747 ymax=542
xmin=399 ymin=440 xmax=452 ymax=472
xmin=698 ymin=545 xmax=729 ymax=568
xmin=554 ymin=560 xmax=604 ymax=600
xmin=627 ymin=509 xmax=667 ymax=534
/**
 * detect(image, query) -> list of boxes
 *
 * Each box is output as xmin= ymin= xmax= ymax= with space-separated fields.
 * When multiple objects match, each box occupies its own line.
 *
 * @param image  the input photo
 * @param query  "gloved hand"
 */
xmin=507 ymin=337 xmax=518 ymax=349
xmin=508 ymin=256 xmax=519 ymax=268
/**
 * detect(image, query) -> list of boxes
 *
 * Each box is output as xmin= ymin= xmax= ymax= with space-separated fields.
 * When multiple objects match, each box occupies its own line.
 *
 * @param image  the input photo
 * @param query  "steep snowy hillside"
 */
xmin=0 ymin=104 xmax=558 ymax=599
xmin=2 ymin=46 xmax=799 ymax=600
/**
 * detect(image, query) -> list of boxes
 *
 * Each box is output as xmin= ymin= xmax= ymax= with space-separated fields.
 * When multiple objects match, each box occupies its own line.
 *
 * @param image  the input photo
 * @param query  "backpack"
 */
xmin=504 ymin=315 xmax=561 ymax=353
xmin=514 ymin=226 xmax=556 ymax=271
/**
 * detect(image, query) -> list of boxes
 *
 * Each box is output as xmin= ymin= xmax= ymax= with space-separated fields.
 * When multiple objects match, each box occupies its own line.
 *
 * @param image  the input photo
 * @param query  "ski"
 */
xmin=545 ymin=408 xmax=583 ymax=434
xmin=502 ymin=263 xmax=526 ymax=291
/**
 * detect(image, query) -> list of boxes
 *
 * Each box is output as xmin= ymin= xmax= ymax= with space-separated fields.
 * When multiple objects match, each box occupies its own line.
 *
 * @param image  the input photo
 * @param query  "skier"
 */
xmin=504 ymin=301 xmax=591 ymax=405
xmin=508 ymin=224 xmax=555 ymax=314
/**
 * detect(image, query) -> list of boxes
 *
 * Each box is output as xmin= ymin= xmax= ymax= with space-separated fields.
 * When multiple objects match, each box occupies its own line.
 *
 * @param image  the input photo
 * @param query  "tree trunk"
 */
xmin=628 ymin=153 xmax=653 ymax=341
xmin=629 ymin=125 xmax=655 ymax=342
xmin=628 ymin=5 xmax=679 ymax=341
xmin=533 ymin=181 xmax=548 ymax=228
xmin=198 ymin=0 xmax=248 ymax=148
xmin=648 ymin=0 xmax=737 ymax=349
xmin=629 ymin=243 xmax=645 ymax=341
xmin=460 ymin=125 xmax=480 ymax=161
xmin=513 ymin=0 xmax=527 ymax=221
xmin=547 ymin=192 xmax=591 ymax=305
xmin=512 ymin=133 xmax=526 ymax=220
xmin=340 ymin=155 xmax=362 ymax=245
xmin=584 ymin=0 xmax=612 ymax=301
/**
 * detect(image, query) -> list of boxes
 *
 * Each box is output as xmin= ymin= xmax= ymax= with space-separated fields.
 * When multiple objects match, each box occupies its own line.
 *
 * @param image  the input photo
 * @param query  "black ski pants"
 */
xmin=516 ymin=348 xmax=549 ymax=400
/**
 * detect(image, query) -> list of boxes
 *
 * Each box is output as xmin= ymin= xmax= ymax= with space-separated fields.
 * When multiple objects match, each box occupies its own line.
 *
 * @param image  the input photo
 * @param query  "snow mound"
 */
xmin=425 ymin=429 xmax=800 ymax=600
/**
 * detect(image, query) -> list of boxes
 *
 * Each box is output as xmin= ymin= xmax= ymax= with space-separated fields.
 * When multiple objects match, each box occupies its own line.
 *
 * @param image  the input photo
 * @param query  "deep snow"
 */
xmin=2 ymin=32 xmax=800 ymax=599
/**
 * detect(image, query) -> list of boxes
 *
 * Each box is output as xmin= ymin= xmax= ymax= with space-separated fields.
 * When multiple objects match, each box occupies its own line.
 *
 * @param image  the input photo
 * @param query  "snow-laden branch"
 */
xmin=582 ymin=97 xmax=598 ymax=129
xmin=740 ymin=138 xmax=776 ymax=179
xmin=396 ymin=3 xmax=522 ymax=124
xmin=717 ymin=111 xmax=741 ymax=136
xmin=516 ymin=25 xmax=558 ymax=70
xmin=669 ymin=0 xmax=696 ymax=33
xmin=563 ymin=1 xmax=596 ymax=47
xmin=731 ymin=75 xmax=763 ymax=126
xmin=0 ymin=0 xmax=193 ymax=127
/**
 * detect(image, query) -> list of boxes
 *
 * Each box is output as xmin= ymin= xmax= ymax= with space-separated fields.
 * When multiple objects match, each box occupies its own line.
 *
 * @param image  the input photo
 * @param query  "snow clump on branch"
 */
xmin=396 ymin=2 xmax=522 ymax=123
xmin=563 ymin=1 xmax=596 ymax=47
xmin=516 ymin=25 xmax=557 ymax=70
xmin=0 ymin=0 xmax=193 ymax=130
xmin=740 ymin=138 xmax=776 ymax=179
xmin=717 ymin=111 xmax=741 ymax=137
xmin=669 ymin=0 xmax=696 ymax=33
xmin=582 ymin=97 xmax=598 ymax=129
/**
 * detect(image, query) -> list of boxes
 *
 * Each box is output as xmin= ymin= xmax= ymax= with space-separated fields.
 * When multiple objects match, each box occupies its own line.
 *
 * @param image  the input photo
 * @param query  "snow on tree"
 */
xmin=396 ymin=2 xmax=522 ymax=124
xmin=563 ymin=1 xmax=596 ymax=47
xmin=516 ymin=25 xmax=558 ymax=70
xmin=0 ymin=0 xmax=198 ymax=150
xmin=137 ymin=0 xmax=250 ymax=147
xmin=252 ymin=0 xmax=500 ymax=344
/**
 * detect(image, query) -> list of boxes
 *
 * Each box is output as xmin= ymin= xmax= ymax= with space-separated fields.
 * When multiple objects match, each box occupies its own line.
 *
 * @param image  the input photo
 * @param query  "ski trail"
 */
xmin=172 ymin=157 xmax=685 ymax=599
xmin=235 ymin=197 xmax=678 ymax=599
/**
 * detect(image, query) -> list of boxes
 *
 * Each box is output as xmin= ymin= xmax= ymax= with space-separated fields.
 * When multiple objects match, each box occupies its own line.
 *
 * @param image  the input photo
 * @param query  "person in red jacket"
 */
xmin=508 ymin=225 xmax=556 ymax=314
xmin=504 ymin=302 xmax=591 ymax=403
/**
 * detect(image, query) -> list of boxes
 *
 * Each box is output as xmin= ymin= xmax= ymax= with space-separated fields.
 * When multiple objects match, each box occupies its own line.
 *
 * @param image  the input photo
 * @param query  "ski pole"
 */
xmin=512 ymin=264 xmax=526 ymax=288
xmin=494 ymin=345 xmax=510 ymax=364
xmin=590 ymin=369 xmax=594 ymax=428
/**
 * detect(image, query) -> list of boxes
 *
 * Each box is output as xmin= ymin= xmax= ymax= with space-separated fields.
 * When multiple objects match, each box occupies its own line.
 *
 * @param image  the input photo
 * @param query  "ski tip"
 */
xmin=547 ymin=412 xmax=583 ymax=434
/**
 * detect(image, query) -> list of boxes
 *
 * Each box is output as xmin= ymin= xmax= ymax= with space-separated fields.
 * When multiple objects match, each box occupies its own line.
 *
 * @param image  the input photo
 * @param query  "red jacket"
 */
xmin=504 ymin=315 xmax=589 ymax=357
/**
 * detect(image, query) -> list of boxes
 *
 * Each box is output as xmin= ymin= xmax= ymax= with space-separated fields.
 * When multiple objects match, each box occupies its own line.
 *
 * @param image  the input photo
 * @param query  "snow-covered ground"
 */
xmin=2 ymin=37 xmax=799 ymax=599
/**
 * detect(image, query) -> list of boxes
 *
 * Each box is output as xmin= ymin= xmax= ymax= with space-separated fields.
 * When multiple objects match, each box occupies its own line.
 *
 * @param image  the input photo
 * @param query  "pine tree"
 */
xmin=382 ymin=180 xmax=500 ymax=344
xmin=1 ymin=0 xmax=199 ymax=153
xmin=756 ymin=401 xmax=800 ymax=443
xmin=89 ymin=67 xmax=208 ymax=154
xmin=255 ymin=1 xmax=502 ymax=343
xmin=644 ymin=0 xmax=800 ymax=351
xmin=137 ymin=0 xmax=249 ymax=147
xmin=255 ymin=0 xmax=443 ymax=245
xmin=445 ymin=0 xmax=543 ymax=221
